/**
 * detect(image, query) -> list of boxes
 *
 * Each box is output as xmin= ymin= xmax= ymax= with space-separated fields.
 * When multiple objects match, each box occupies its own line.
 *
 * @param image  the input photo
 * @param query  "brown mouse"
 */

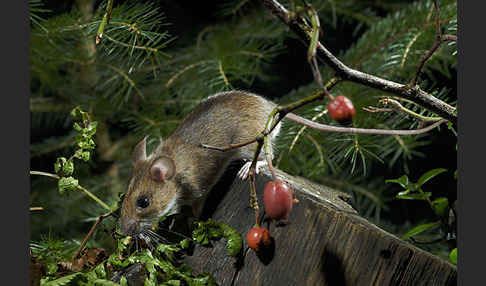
xmin=120 ymin=91 xmax=283 ymax=236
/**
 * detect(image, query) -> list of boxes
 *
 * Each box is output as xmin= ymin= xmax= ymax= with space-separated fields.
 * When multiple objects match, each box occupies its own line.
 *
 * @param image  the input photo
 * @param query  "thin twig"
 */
xmin=288 ymin=109 xmax=327 ymax=153
xmin=411 ymin=0 xmax=441 ymax=86
xmin=218 ymin=60 xmax=230 ymax=87
xmin=288 ymin=77 xmax=339 ymax=153
xmin=261 ymin=0 xmax=456 ymax=123
xmin=30 ymin=170 xmax=60 ymax=179
xmin=248 ymin=139 xmax=264 ymax=227
xmin=379 ymin=98 xmax=443 ymax=122
xmin=72 ymin=212 xmax=115 ymax=263
xmin=286 ymin=116 xmax=447 ymax=135
xmin=76 ymin=185 xmax=113 ymax=212
xmin=442 ymin=34 xmax=457 ymax=42
xmin=165 ymin=61 xmax=209 ymax=88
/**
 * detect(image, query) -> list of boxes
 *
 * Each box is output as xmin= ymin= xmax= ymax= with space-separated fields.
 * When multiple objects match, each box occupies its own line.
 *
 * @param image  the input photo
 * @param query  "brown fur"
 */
xmin=120 ymin=91 xmax=278 ymax=235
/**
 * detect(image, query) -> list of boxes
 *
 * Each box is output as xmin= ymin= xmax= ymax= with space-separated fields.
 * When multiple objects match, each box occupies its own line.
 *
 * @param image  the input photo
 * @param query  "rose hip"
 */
xmin=247 ymin=227 xmax=271 ymax=252
xmin=327 ymin=95 xmax=355 ymax=125
xmin=264 ymin=181 xmax=295 ymax=222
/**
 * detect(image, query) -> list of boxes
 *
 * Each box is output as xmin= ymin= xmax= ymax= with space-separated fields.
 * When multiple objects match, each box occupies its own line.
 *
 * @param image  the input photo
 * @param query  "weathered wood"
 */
xmin=182 ymin=166 xmax=457 ymax=286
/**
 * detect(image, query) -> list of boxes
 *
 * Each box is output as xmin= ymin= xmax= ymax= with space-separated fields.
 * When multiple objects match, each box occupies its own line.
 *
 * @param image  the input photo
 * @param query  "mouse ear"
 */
xmin=150 ymin=156 xmax=176 ymax=182
xmin=132 ymin=136 xmax=147 ymax=167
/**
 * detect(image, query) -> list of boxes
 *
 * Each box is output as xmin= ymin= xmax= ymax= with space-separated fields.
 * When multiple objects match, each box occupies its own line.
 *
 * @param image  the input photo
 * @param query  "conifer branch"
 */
xmin=104 ymin=34 xmax=159 ymax=52
xmin=261 ymin=0 xmax=457 ymax=123
xmin=218 ymin=61 xmax=230 ymax=87
xmin=165 ymin=61 xmax=209 ymax=88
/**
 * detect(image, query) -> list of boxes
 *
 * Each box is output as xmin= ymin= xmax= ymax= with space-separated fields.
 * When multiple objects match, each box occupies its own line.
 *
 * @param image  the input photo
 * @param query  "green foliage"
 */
xmin=192 ymin=219 xmax=243 ymax=257
xmin=103 ymin=231 xmax=221 ymax=285
xmin=449 ymin=248 xmax=457 ymax=265
xmin=386 ymin=168 xmax=451 ymax=242
xmin=29 ymin=0 xmax=50 ymax=32
xmin=401 ymin=221 xmax=440 ymax=241
xmin=41 ymin=272 xmax=83 ymax=286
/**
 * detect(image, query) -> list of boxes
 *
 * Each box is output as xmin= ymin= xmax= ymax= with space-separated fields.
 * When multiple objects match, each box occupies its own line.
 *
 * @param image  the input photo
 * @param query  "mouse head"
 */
xmin=120 ymin=137 xmax=178 ymax=236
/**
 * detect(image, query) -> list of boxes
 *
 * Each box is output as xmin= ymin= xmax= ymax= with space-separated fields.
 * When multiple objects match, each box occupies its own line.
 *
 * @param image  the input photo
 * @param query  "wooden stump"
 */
xmin=182 ymin=166 xmax=457 ymax=286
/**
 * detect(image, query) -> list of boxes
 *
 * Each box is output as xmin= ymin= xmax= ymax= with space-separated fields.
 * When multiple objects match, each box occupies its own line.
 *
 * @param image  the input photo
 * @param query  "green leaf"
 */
xmin=41 ymin=272 xmax=82 ymax=286
xmin=54 ymin=157 xmax=66 ymax=174
xmin=396 ymin=192 xmax=431 ymax=201
xmin=71 ymin=106 xmax=90 ymax=123
xmin=191 ymin=219 xmax=242 ymax=256
xmin=54 ymin=157 xmax=74 ymax=176
xmin=432 ymin=197 xmax=449 ymax=217
xmin=397 ymin=189 xmax=410 ymax=196
xmin=94 ymin=263 xmax=107 ymax=279
xmin=46 ymin=262 xmax=58 ymax=275
xmin=402 ymin=221 xmax=441 ymax=240
xmin=221 ymin=224 xmax=242 ymax=257
xmin=187 ymin=273 xmax=217 ymax=286
xmin=180 ymin=238 xmax=192 ymax=249
xmin=165 ymin=280 xmax=181 ymax=286
xmin=58 ymin=176 xmax=79 ymax=194
xmin=144 ymin=277 xmax=157 ymax=286
xmin=120 ymin=276 xmax=128 ymax=286
xmin=449 ymin=248 xmax=457 ymax=264
xmin=385 ymin=175 xmax=409 ymax=189
xmin=74 ymin=149 xmax=91 ymax=161
xmin=91 ymin=279 xmax=120 ymax=286
xmin=417 ymin=168 xmax=447 ymax=188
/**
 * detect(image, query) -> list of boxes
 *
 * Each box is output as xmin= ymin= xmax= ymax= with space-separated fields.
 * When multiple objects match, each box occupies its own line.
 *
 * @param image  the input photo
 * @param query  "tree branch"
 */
xmin=261 ymin=0 xmax=457 ymax=124
xmin=411 ymin=0 xmax=441 ymax=86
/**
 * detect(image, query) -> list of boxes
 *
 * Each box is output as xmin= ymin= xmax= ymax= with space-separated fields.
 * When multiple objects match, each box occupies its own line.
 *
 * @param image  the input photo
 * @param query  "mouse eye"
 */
xmin=136 ymin=195 xmax=150 ymax=209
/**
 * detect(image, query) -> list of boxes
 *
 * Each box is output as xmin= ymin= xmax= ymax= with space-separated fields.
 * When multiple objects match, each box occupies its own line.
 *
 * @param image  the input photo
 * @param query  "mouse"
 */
xmin=120 ymin=91 xmax=284 ymax=237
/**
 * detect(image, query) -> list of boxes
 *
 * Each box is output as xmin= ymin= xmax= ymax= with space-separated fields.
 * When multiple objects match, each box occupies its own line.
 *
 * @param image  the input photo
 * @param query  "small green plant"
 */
xmin=36 ymin=219 xmax=241 ymax=285
xmin=386 ymin=168 xmax=456 ymax=262
xmin=30 ymin=106 xmax=114 ymax=212
xmin=31 ymin=107 xmax=241 ymax=285
xmin=449 ymin=248 xmax=457 ymax=265
xmin=191 ymin=219 xmax=243 ymax=257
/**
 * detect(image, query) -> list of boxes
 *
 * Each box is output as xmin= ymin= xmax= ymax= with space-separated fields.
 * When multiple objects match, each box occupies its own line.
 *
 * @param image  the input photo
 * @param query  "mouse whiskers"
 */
xmin=143 ymin=229 xmax=168 ymax=245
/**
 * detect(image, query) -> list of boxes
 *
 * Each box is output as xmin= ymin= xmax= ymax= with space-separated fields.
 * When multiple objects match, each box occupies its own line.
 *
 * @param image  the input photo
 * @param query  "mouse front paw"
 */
xmin=237 ymin=160 xmax=267 ymax=180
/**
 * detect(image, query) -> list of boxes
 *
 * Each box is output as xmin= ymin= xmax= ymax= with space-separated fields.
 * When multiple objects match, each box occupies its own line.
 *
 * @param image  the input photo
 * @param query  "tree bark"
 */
xmin=181 ymin=166 xmax=456 ymax=286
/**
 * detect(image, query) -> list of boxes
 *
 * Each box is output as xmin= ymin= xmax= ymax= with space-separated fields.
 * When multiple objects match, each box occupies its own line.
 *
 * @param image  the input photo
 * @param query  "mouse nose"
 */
xmin=120 ymin=218 xmax=139 ymax=236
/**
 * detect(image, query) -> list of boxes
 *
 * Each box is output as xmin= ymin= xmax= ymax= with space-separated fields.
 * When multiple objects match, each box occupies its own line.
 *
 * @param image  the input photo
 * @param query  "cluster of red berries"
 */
xmin=246 ymin=181 xmax=297 ymax=252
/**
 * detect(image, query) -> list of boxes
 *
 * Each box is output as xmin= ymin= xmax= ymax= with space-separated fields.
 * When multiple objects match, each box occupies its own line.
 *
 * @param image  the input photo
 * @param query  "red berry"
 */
xmin=263 ymin=181 xmax=294 ymax=221
xmin=247 ymin=227 xmax=271 ymax=251
xmin=327 ymin=95 xmax=355 ymax=125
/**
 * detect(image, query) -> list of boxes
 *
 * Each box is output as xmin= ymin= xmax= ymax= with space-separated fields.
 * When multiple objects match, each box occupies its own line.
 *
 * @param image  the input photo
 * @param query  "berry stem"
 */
xmin=248 ymin=138 xmax=264 ymax=227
